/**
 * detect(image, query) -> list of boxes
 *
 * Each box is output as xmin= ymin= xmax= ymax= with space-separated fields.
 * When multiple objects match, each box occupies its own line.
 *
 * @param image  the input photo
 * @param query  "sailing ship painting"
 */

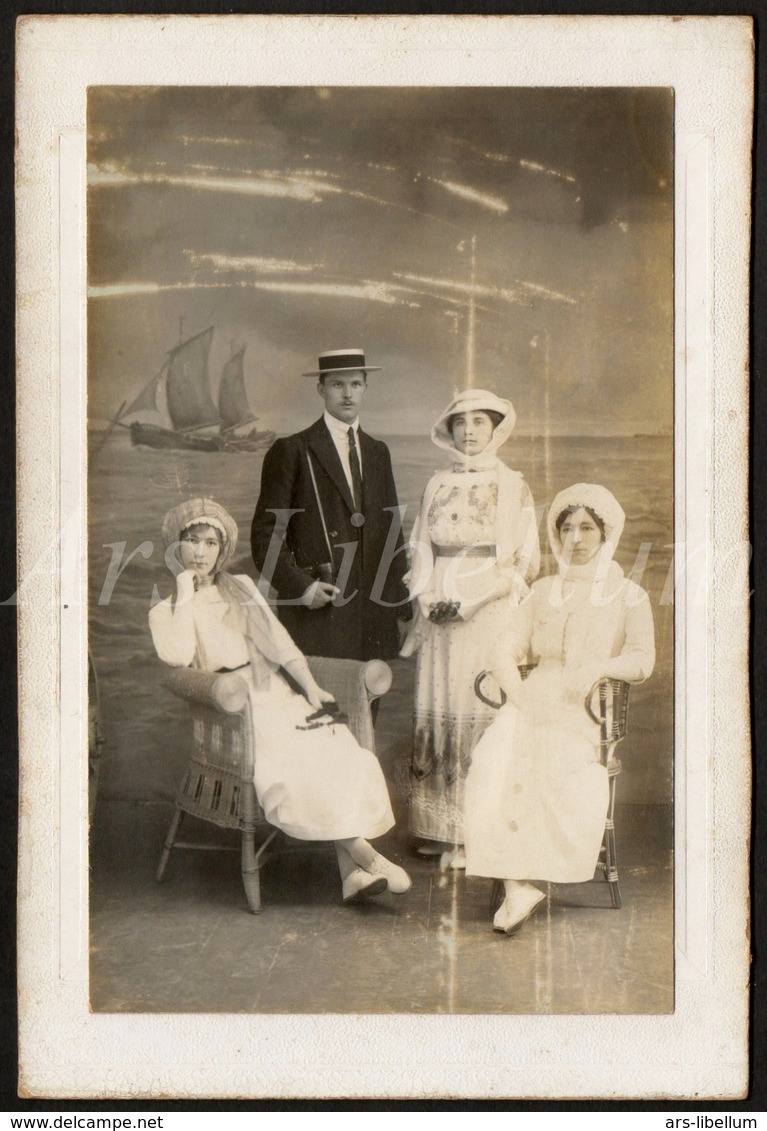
xmin=118 ymin=325 xmax=276 ymax=454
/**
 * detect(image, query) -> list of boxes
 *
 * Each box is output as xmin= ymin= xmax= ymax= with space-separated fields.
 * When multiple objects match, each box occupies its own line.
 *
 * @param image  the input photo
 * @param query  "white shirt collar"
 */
xmin=323 ymin=411 xmax=360 ymax=438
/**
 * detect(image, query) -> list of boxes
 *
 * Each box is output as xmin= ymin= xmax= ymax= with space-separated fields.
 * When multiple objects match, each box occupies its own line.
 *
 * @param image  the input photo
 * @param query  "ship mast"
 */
xmin=465 ymin=234 xmax=477 ymax=388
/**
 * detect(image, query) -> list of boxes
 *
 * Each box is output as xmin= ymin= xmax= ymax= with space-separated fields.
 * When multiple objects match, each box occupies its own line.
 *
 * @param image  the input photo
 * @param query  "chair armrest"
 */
xmin=474 ymin=670 xmax=506 ymax=709
xmin=474 ymin=663 xmax=538 ymax=709
xmin=584 ymin=678 xmax=631 ymax=728
xmin=305 ymin=657 xmax=392 ymax=753
xmin=361 ymin=659 xmax=393 ymax=698
xmin=305 ymin=657 xmax=393 ymax=702
xmin=163 ymin=667 xmax=249 ymax=714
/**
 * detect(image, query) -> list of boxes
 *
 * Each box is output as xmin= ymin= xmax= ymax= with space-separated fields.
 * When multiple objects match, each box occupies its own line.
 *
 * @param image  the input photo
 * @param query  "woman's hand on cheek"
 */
xmin=174 ymin=568 xmax=198 ymax=604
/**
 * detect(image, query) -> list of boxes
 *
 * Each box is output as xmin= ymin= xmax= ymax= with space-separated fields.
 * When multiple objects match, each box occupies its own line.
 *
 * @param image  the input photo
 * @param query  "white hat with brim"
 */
xmin=303 ymin=348 xmax=382 ymax=377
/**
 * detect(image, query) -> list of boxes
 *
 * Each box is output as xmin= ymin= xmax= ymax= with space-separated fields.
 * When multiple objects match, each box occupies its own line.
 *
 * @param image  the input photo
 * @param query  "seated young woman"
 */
xmin=463 ymin=483 xmax=655 ymax=935
xmin=149 ymin=497 xmax=411 ymax=904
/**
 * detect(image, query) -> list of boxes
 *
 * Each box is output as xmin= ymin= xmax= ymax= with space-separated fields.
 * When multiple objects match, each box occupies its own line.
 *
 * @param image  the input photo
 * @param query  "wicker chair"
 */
xmin=156 ymin=657 xmax=393 ymax=913
xmin=474 ymin=665 xmax=631 ymax=908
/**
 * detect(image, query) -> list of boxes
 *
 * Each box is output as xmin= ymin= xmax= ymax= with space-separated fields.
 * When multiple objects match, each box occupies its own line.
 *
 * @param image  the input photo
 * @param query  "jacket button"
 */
xmin=329 ymin=531 xmax=338 ymax=538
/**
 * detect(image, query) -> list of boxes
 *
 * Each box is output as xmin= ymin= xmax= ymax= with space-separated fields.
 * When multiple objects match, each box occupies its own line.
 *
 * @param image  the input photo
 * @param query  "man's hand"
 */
xmin=300 ymin=579 xmax=340 ymax=609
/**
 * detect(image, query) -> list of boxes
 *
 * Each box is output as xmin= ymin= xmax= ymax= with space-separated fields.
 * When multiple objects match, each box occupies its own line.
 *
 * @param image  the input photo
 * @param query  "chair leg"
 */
xmin=603 ymin=818 xmax=622 ymax=909
xmin=156 ymin=806 xmax=185 ymax=882
xmin=241 ymin=826 xmax=280 ymax=914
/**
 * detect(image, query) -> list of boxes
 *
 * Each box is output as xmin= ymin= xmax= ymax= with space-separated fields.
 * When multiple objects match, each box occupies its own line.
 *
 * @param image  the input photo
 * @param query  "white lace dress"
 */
xmin=408 ymin=467 xmax=537 ymax=844
xmin=149 ymin=575 xmax=395 ymax=841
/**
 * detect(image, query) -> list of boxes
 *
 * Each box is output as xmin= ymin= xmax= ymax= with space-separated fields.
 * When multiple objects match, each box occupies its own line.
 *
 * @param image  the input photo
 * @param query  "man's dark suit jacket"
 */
xmin=250 ymin=417 xmax=410 ymax=661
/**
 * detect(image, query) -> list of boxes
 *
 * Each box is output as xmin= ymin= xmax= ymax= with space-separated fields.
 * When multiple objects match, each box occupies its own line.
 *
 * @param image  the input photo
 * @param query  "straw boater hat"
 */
xmin=302 ymin=348 xmax=382 ymax=377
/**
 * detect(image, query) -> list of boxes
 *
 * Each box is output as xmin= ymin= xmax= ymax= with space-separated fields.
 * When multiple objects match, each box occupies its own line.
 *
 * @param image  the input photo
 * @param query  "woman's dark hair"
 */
xmin=447 ymin=409 xmax=504 ymax=434
xmin=554 ymin=505 xmax=606 ymax=540
xmin=181 ymin=522 xmax=224 ymax=547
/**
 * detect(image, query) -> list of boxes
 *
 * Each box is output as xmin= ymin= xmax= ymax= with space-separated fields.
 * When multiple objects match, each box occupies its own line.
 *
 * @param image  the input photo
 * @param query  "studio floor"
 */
xmin=90 ymin=803 xmax=673 ymax=1016
xmin=89 ymin=662 xmax=674 ymax=1016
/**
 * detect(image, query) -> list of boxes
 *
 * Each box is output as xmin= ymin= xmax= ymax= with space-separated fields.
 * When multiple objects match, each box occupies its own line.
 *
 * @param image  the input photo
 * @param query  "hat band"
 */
xmin=319 ymin=352 xmax=366 ymax=372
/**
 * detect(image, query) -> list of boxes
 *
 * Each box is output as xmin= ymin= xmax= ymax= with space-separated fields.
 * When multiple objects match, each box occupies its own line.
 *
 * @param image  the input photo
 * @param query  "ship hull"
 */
xmin=130 ymin=422 xmax=225 ymax=452
xmin=223 ymin=429 xmax=276 ymax=453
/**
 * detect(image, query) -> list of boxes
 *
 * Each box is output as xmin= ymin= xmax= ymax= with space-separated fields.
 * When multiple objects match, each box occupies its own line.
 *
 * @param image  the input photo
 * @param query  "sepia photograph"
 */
xmin=86 ymin=84 xmax=674 ymax=1015
xmin=14 ymin=14 xmax=751 ymax=1099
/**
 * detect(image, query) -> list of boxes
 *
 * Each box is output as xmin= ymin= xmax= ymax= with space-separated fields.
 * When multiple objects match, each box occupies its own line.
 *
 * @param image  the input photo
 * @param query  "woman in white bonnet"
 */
xmin=401 ymin=389 xmax=540 ymax=865
xmin=149 ymin=497 xmax=412 ymax=905
xmin=463 ymin=483 xmax=655 ymax=934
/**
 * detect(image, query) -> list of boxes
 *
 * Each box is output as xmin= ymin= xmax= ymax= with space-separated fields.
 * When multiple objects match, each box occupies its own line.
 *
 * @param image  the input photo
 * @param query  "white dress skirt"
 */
xmin=149 ymin=577 xmax=395 ymax=843
xmin=464 ymin=664 xmax=608 ymax=882
xmin=247 ymin=668 xmax=394 ymax=842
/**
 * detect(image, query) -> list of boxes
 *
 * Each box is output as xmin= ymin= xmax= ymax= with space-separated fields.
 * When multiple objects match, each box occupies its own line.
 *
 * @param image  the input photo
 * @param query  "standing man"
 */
xmin=251 ymin=348 xmax=411 ymax=661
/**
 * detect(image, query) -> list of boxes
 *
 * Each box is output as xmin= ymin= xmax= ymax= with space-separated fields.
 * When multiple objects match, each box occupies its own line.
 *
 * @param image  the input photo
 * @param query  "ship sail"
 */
xmin=122 ymin=373 xmax=161 ymax=420
xmin=165 ymin=326 xmax=219 ymax=431
xmin=123 ymin=323 xmax=273 ymax=453
xmin=218 ymin=346 xmax=257 ymax=433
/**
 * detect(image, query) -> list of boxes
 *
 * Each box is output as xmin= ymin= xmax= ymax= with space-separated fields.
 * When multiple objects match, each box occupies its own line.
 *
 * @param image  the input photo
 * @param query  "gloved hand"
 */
xmin=428 ymin=599 xmax=462 ymax=624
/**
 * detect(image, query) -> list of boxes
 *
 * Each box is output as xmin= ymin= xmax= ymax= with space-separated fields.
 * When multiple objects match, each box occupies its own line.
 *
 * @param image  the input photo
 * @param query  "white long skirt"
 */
xmin=408 ymin=601 xmax=503 ymax=843
xmin=408 ymin=551 xmax=521 ymax=843
xmin=248 ymin=671 xmax=395 ymax=842
xmin=464 ymin=669 xmax=609 ymax=883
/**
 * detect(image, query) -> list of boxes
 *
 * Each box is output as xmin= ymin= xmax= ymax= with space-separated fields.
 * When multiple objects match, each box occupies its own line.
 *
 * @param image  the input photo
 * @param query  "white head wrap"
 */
xmin=546 ymin=483 xmax=625 ymax=579
xmin=431 ymin=389 xmax=516 ymax=470
xmin=161 ymin=497 xmax=239 ymax=572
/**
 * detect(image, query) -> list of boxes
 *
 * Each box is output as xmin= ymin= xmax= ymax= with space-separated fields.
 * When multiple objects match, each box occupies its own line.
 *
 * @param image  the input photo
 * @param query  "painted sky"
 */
xmin=87 ymin=86 xmax=673 ymax=436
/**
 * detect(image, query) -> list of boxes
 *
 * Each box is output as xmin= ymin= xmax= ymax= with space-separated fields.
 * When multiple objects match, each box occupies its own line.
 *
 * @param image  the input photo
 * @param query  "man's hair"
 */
xmin=319 ymin=370 xmax=368 ymax=386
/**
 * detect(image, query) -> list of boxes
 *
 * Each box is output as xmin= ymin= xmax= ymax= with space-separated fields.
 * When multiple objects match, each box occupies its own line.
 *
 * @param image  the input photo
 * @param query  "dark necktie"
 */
xmin=347 ymin=426 xmax=363 ymax=511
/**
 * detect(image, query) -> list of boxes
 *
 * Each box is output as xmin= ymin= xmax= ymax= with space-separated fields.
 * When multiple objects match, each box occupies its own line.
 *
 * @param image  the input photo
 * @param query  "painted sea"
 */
xmin=88 ymin=431 xmax=674 ymax=810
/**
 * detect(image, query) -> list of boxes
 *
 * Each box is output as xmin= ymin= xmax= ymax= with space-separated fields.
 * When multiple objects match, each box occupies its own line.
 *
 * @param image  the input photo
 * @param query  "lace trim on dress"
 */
xmin=410 ymin=712 xmax=493 ymax=785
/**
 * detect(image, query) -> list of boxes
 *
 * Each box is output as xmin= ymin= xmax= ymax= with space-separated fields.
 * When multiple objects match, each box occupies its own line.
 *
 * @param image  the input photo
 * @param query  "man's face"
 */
xmin=317 ymin=370 xmax=368 ymax=424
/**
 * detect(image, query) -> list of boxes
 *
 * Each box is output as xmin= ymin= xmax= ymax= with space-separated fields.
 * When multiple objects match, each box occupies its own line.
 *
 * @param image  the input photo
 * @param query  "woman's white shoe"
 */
xmin=493 ymin=886 xmax=545 ymax=935
xmin=342 ymin=867 xmax=388 ymax=903
xmin=440 ymin=846 xmax=466 ymax=870
xmin=366 ymin=852 xmax=413 ymax=894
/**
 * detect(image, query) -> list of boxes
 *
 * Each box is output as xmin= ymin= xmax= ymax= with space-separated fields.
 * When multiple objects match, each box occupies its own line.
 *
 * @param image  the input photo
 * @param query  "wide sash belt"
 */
xmin=432 ymin=544 xmax=496 ymax=558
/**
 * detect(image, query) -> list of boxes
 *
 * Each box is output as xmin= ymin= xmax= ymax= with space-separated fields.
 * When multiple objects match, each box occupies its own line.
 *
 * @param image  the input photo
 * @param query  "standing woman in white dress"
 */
xmin=400 ymin=390 xmax=540 ymax=864
xmin=149 ymin=497 xmax=411 ymax=904
xmin=463 ymin=483 xmax=655 ymax=934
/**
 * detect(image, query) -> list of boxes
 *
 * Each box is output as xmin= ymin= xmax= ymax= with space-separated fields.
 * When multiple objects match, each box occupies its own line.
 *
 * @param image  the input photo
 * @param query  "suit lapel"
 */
xmin=305 ymin=418 xmax=355 ymax=513
xmin=358 ymin=429 xmax=382 ymax=512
